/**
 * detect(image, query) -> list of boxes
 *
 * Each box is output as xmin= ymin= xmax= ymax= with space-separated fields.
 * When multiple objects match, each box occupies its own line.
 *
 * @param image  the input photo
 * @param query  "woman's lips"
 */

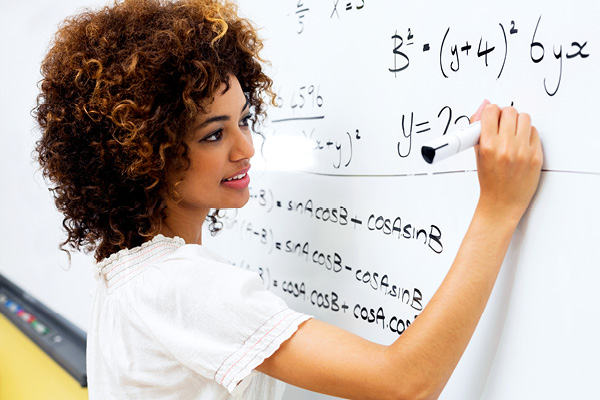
xmin=221 ymin=166 xmax=250 ymax=189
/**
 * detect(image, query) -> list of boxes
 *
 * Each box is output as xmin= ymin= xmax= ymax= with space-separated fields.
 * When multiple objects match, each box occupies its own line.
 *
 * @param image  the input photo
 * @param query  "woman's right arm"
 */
xmin=257 ymin=103 xmax=543 ymax=400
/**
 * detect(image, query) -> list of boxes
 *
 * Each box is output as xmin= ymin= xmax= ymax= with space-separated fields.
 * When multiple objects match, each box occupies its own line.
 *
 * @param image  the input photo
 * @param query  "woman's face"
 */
xmin=172 ymin=75 xmax=255 ymax=215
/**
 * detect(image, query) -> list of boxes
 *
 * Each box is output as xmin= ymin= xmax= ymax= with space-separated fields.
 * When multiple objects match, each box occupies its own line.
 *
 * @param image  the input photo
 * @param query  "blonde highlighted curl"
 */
xmin=35 ymin=0 xmax=273 ymax=261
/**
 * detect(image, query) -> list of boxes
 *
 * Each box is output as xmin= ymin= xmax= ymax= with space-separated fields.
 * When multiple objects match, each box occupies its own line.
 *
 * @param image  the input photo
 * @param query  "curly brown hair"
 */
xmin=35 ymin=0 xmax=273 ymax=262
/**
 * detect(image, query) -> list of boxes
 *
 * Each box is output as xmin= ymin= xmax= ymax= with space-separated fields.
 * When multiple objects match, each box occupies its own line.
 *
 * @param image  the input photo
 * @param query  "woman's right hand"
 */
xmin=471 ymin=101 xmax=544 ymax=224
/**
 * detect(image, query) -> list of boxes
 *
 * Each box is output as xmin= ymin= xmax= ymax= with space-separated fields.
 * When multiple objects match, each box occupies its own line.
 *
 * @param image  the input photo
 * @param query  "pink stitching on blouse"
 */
xmin=104 ymin=243 xmax=175 ymax=277
xmin=104 ymin=244 xmax=179 ymax=288
xmin=220 ymin=310 xmax=296 ymax=385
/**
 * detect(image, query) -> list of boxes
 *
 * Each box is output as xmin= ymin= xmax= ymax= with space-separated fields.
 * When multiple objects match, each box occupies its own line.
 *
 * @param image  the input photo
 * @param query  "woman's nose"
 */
xmin=230 ymin=127 xmax=255 ymax=161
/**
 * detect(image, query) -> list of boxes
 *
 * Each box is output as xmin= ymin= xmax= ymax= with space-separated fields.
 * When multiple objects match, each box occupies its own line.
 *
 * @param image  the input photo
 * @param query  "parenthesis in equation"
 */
xmin=268 ymin=228 xmax=274 ymax=255
xmin=345 ymin=131 xmax=353 ymax=168
xmin=265 ymin=267 xmax=272 ymax=290
xmin=259 ymin=132 xmax=268 ymax=160
xmin=440 ymin=27 xmax=450 ymax=78
xmin=498 ymin=22 xmax=508 ymax=79
xmin=268 ymin=189 xmax=275 ymax=213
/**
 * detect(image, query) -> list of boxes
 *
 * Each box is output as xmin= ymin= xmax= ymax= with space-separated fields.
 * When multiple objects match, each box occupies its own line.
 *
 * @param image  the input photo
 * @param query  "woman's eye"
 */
xmin=202 ymin=129 xmax=223 ymax=142
xmin=240 ymin=113 xmax=253 ymax=127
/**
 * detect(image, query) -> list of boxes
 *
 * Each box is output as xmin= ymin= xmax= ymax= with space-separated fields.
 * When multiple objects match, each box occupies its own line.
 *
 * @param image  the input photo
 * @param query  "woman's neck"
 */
xmin=159 ymin=204 xmax=209 ymax=245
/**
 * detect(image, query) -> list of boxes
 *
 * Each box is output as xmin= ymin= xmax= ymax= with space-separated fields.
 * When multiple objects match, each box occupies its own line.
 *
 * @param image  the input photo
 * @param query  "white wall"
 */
xmin=0 ymin=0 xmax=108 ymax=331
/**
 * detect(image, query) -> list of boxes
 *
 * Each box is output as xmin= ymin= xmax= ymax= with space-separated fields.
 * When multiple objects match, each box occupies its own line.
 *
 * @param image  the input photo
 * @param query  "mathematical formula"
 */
xmin=232 ymin=258 xmax=422 ymax=337
xmin=269 ymin=93 xmax=475 ymax=170
xmin=291 ymin=0 xmax=369 ymax=34
xmin=391 ymin=15 xmax=590 ymax=96
xmin=246 ymin=187 xmax=444 ymax=254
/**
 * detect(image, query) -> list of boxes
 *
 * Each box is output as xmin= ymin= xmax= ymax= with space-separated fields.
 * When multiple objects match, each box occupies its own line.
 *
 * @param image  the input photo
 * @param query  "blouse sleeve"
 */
xmin=135 ymin=245 xmax=312 ymax=394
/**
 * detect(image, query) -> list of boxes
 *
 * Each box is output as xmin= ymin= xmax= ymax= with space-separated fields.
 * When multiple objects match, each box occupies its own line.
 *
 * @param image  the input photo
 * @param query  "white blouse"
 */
xmin=87 ymin=235 xmax=311 ymax=399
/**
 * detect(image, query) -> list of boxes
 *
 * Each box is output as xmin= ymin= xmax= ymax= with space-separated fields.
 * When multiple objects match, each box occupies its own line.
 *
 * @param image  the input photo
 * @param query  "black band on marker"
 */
xmin=422 ymin=142 xmax=450 ymax=164
xmin=421 ymin=146 xmax=436 ymax=164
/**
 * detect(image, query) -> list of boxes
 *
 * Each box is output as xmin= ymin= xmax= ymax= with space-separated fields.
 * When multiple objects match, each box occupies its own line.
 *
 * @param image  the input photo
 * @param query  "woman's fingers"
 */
xmin=470 ymin=99 xmax=490 ymax=122
xmin=499 ymin=106 xmax=518 ymax=141
xmin=475 ymin=103 xmax=543 ymax=220
xmin=480 ymin=103 xmax=501 ymax=139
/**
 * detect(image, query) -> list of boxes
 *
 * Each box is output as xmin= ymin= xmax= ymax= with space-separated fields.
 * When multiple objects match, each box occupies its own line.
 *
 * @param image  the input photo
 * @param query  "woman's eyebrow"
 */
xmin=195 ymin=99 xmax=251 ymax=129
xmin=196 ymin=115 xmax=229 ymax=129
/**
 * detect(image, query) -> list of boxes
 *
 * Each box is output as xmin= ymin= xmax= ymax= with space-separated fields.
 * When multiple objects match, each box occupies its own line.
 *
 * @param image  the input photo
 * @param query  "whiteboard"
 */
xmin=204 ymin=1 xmax=600 ymax=399
xmin=1 ymin=1 xmax=598 ymax=399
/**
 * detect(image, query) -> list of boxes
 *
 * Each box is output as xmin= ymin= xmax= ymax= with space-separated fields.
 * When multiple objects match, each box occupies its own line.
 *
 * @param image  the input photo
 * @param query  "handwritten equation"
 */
xmin=229 ymin=254 xmax=421 ymax=336
xmin=390 ymin=15 xmax=590 ymax=96
xmin=246 ymin=187 xmax=444 ymax=254
xmin=291 ymin=0 xmax=369 ymax=34
xmin=397 ymin=105 xmax=471 ymax=159
xmin=217 ymin=202 xmax=426 ymax=337
xmin=270 ymin=83 xmax=364 ymax=169
xmin=270 ymin=87 xmax=475 ymax=169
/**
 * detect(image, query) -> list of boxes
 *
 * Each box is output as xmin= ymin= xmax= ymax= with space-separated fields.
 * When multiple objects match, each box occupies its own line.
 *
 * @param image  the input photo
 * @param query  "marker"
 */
xmin=421 ymin=121 xmax=481 ymax=164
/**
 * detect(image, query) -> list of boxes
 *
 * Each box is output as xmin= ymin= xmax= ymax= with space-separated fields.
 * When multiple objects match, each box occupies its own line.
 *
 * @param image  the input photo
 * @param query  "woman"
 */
xmin=35 ymin=0 xmax=543 ymax=399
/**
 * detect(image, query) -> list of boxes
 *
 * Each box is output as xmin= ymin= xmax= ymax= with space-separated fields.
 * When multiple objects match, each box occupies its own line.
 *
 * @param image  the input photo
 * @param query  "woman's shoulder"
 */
xmin=94 ymin=234 xmax=247 ymax=294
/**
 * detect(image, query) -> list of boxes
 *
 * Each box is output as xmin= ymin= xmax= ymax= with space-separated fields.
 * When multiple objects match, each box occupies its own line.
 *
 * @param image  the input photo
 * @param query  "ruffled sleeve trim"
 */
xmin=217 ymin=308 xmax=312 ymax=394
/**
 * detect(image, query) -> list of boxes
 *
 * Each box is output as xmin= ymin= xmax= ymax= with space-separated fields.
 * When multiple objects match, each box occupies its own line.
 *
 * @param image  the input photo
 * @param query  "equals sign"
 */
xmin=346 ymin=2 xmax=352 ymax=10
xmin=416 ymin=121 xmax=430 ymax=134
xmin=275 ymin=242 xmax=282 ymax=250
xmin=276 ymin=201 xmax=282 ymax=207
xmin=423 ymin=43 xmax=430 ymax=52
xmin=273 ymin=280 xmax=278 ymax=287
